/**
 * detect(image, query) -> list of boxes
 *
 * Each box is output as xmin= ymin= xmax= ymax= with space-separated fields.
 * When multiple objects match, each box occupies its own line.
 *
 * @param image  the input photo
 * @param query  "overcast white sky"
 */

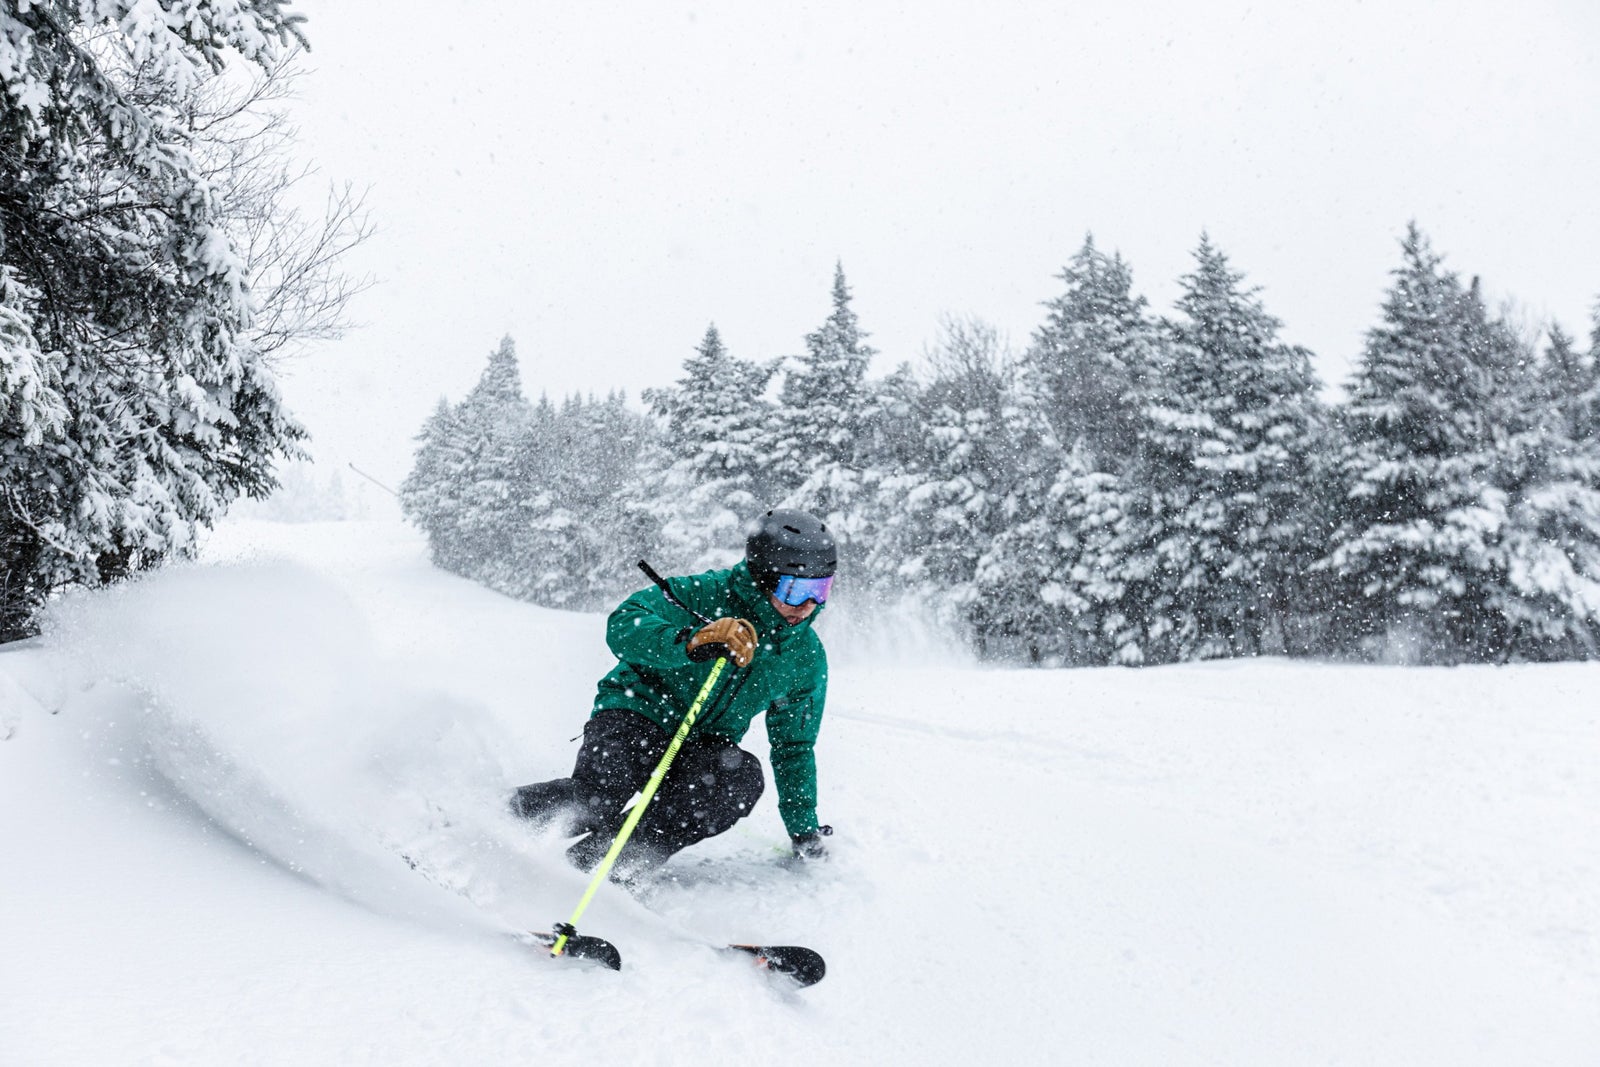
xmin=274 ymin=0 xmax=1600 ymax=486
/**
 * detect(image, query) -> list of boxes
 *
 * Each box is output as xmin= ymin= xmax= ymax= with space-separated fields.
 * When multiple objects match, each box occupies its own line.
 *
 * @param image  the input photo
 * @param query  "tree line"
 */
xmin=15 ymin=9 xmax=1588 ymax=668
xmin=402 ymin=226 xmax=1600 ymax=666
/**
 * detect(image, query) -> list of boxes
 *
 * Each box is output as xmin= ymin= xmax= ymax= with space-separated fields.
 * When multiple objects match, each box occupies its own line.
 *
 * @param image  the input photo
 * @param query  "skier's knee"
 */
xmin=721 ymin=747 xmax=765 ymax=814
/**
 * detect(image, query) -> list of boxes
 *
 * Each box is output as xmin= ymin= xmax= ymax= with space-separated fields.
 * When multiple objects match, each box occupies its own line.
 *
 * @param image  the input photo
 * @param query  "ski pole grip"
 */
xmin=550 ymin=921 xmax=576 ymax=958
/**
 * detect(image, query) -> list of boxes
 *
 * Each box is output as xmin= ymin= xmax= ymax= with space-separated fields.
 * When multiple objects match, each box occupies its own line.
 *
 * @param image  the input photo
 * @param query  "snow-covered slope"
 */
xmin=2 ymin=520 xmax=1596 ymax=1065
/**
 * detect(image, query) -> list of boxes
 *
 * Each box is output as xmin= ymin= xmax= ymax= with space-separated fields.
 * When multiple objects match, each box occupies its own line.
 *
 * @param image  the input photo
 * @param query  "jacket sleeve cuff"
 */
xmin=780 ymin=809 xmax=819 ymax=838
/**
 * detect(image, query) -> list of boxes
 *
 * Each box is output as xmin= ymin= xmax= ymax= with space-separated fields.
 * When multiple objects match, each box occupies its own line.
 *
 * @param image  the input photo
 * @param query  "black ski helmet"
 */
xmin=746 ymin=509 xmax=837 ymax=590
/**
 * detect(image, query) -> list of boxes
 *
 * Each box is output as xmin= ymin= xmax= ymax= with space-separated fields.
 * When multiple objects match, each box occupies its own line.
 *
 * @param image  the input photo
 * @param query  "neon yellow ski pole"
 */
xmin=549 ymin=655 xmax=730 ymax=958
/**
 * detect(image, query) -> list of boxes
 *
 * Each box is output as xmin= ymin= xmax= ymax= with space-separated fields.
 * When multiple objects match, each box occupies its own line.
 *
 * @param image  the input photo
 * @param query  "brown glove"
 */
xmin=686 ymin=617 xmax=758 ymax=667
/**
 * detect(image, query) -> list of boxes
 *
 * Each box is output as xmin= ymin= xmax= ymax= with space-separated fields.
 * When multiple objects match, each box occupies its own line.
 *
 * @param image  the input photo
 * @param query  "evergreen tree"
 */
xmin=1542 ymin=324 xmax=1591 ymax=410
xmin=399 ymin=396 xmax=469 ymax=569
xmin=1484 ymin=324 xmax=1600 ymax=658
xmin=399 ymin=337 xmax=532 ymax=583
xmin=1 ymin=1 xmax=310 ymax=640
xmin=858 ymin=361 xmax=925 ymax=488
xmin=499 ymin=394 xmax=566 ymax=599
xmin=768 ymin=263 xmax=878 ymax=562
xmin=1323 ymin=225 xmax=1536 ymax=661
xmin=642 ymin=324 xmax=776 ymax=570
xmin=972 ymin=443 xmax=1124 ymax=664
xmin=1023 ymin=235 xmax=1160 ymax=471
xmin=1134 ymin=234 xmax=1324 ymax=660
xmin=1052 ymin=468 xmax=1188 ymax=665
xmin=871 ymin=319 xmax=1044 ymax=649
xmin=512 ymin=391 xmax=662 ymax=608
xmin=958 ymin=244 xmax=1166 ymax=666
xmin=1592 ymin=301 xmax=1600 ymax=365
xmin=447 ymin=336 xmax=534 ymax=587
xmin=402 ymin=355 xmax=666 ymax=613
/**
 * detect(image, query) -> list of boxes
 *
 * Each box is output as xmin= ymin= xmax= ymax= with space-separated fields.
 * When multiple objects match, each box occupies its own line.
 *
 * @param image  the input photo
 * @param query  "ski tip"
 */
xmin=523 ymin=930 xmax=623 ymax=972
xmin=726 ymin=944 xmax=826 ymax=988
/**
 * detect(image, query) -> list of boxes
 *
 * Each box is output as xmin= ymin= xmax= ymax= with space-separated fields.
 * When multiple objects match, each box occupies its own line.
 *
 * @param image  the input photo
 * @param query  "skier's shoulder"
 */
xmin=615 ymin=565 xmax=731 ymax=614
xmin=669 ymin=565 xmax=740 ymax=611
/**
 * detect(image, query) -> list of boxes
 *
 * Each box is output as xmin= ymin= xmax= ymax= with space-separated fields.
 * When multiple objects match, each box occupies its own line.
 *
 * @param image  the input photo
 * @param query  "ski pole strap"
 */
xmin=550 ymin=656 xmax=730 ymax=958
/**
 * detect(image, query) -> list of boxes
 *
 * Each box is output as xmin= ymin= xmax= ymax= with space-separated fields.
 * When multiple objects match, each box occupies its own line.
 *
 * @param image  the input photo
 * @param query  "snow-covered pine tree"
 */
xmin=964 ymin=238 xmax=1175 ymax=665
xmin=1592 ymin=301 xmax=1600 ymax=364
xmin=511 ymin=391 xmax=662 ymax=609
xmin=767 ymin=263 xmax=879 ymax=565
xmin=1483 ymin=322 xmax=1600 ymax=658
xmin=0 ymin=269 xmax=68 ymax=640
xmin=1061 ymin=460 xmax=1171 ymax=664
xmin=843 ymin=359 xmax=922 ymax=597
xmin=642 ymin=324 xmax=777 ymax=570
xmin=1023 ymin=235 xmax=1161 ymax=473
xmin=1541 ymin=325 xmax=1599 ymax=452
xmin=454 ymin=337 xmax=537 ymax=592
xmin=399 ymin=337 xmax=532 ymax=586
xmin=399 ymin=397 xmax=470 ymax=568
xmin=870 ymin=318 xmax=1049 ymax=652
xmin=1136 ymin=234 xmax=1324 ymax=661
xmin=1 ymin=1 xmax=310 ymax=640
xmin=567 ymin=391 xmax=661 ymax=603
xmin=1322 ymin=225 xmax=1544 ymax=662
xmin=970 ymin=436 xmax=1132 ymax=665
xmin=499 ymin=393 xmax=567 ymax=599
xmin=1045 ymin=460 xmax=1191 ymax=666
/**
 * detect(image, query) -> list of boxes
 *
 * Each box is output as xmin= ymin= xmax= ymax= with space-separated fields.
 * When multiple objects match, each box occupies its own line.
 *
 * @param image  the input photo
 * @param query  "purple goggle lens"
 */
xmin=772 ymin=573 xmax=834 ymax=607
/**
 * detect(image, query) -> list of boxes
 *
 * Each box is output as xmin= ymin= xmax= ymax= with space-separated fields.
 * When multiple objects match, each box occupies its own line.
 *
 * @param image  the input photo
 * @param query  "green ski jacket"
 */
xmin=592 ymin=561 xmax=828 ymax=837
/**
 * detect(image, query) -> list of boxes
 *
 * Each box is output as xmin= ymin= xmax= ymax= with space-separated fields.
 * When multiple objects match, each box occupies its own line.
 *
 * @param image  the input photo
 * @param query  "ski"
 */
xmin=520 ymin=931 xmax=826 ymax=987
xmin=387 ymin=802 xmax=825 ymax=987
xmin=725 ymin=943 xmax=827 ymax=987
xmin=518 ymin=929 xmax=623 ymax=971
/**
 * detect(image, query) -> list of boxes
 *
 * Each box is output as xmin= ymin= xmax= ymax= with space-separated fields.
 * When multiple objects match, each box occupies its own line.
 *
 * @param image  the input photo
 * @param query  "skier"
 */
xmin=510 ymin=508 xmax=837 ymax=880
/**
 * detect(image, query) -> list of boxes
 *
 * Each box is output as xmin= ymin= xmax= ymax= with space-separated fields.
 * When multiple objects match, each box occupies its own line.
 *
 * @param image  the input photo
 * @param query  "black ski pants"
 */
xmin=511 ymin=708 xmax=765 ymax=871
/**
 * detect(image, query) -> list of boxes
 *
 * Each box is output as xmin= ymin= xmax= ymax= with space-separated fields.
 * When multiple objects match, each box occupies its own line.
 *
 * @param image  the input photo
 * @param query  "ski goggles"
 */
xmin=772 ymin=573 xmax=834 ymax=607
